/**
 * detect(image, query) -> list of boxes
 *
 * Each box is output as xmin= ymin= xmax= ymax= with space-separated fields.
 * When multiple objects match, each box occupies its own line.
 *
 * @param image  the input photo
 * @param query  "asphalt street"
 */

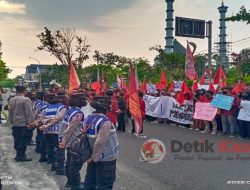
xmin=1 ymin=121 xmax=250 ymax=190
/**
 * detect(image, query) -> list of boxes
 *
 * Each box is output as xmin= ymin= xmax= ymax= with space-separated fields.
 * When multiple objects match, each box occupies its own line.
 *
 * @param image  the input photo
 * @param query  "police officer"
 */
xmin=40 ymin=97 xmax=67 ymax=171
xmin=9 ymin=86 xmax=34 ymax=161
xmin=83 ymin=96 xmax=119 ymax=190
xmin=58 ymin=94 xmax=87 ymax=188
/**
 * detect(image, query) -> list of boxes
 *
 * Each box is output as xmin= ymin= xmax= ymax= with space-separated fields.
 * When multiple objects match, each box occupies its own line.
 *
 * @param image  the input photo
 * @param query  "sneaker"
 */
xmin=129 ymin=130 xmax=135 ymax=134
xmin=64 ymin=180 xmax=72 ymax=188
xmin=229 ymin=134 xmax=235 ymax=138
xmin=195 ymin=128 xmax=200 ymax=131
xmin=189 ymin=128 xmax=194 ymax=130
xmin=201 ymin=130 xmax=210 ymax=134
xmin=28 ymin=140 xmax=36 ymax=146
xmin=51 ymin=163 xmax=58 ymax=171
xmin=211 ymin=132 xmax=217 ymax=135
xmin=39 ymin=158 xmax=48 ymax=163
xmin=117 ymin=130 xmax=125 ymax=133
xmin=15 ymin=156 xmax=32 ymax=162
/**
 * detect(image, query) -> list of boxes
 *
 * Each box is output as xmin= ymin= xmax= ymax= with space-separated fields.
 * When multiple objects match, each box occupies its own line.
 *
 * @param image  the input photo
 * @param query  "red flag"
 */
xmin=160 ymin=70 xmax=168 ymax=88
xmin=199 ymin=76 xmax=205 ymax=85
xmin=192 ymin=81 xmax=198 ymax=91
xmin=101 ymin=74 xmax=106 ymax=91
xmin=185 ymin=42 xmax=198 ymax=80
xmin=91 ymin=81 xmax=101 ymax=94
xmin=182 ymin=81 xmax=191 ymax=94
xmin=156 ymin=82 xmax=162 ymax=90
xmin=176 ymin=91 xmax=184 ymax=105
xmin=128 ymin=64 xmax=142 ymax=134
xmin=214 ymin=66 xmax=227 ymax=88
xmin=209 ymin=82 xmax=216 ymax=93
xmin=232 ymin=82 xmax=246 ymax=94
xmin=168 ymin=81 xmax=175 ymax=92
xmin=139 ymin=79 xmax=147 ymax=93
xmin=69 ymin=63 xmax=80 ymax=95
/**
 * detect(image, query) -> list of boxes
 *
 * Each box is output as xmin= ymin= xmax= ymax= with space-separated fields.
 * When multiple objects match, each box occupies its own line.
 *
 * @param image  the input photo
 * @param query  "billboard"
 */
xmin=175 ymin=17 xmax=206 ymax=38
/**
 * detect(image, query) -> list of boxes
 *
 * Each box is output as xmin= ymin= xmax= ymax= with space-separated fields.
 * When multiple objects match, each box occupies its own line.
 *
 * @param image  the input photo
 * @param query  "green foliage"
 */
xmin=0 ymin=60 xmax=11 ymax=81
xmin=226 ymin=6 xmax=250 ymax=24
xmin=40 ymin=64 xmax=69 ymax=87
xmin=150 ymin=45 xmax=185 ymax=80
xmin=0 ymin=78 xmax=16 ymax=88
xmin=240 ymin=48 xmax=250 ymax=75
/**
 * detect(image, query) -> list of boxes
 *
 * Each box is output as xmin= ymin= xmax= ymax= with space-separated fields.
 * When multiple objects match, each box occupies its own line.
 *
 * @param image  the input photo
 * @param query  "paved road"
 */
xmin=1 ymin=121 xmax=250 ymax=190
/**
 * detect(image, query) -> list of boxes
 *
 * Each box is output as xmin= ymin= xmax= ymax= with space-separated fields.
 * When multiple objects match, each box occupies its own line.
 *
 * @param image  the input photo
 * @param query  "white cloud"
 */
xmin=0 ymin=0 xmax=25 ymax=14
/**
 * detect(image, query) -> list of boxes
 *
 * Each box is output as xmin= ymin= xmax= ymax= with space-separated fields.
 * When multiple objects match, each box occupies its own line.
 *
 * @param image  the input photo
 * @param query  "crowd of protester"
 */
xmin=1 ymin=79 xmax=250 ymax=190
xmin=144 ymin=81 xmax=250 ymax=139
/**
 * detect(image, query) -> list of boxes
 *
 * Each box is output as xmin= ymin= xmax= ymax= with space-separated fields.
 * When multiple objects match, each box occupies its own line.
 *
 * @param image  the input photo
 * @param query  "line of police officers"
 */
xmin=9 ymin=86 xmax=119 ymax=190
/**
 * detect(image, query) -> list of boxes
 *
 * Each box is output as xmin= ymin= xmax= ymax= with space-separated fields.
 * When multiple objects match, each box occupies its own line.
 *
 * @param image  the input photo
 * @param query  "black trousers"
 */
xmin=84 ymin=160 xmax=116 ymax=190
xmin=12 ymin=127 xmax=30 ymax=157
xmin=117 ymin=113 xmax=126 ymax=131
xmin=44 ymin=134 xmax=58 ymax=164
xmin=65 ymin=148 xmax=71 ymax=181
xmin=56 ymin=147 xmax=65 ymax=171
xmin=239 ymin=120 xmax=250 ymax=138
xmin=36 ymin=128 xmax=43 ymax=152
xmin=69 ymin=154 xmax=84 ymax=187
xmin=40 ymin=133 xmax=47 ymax=160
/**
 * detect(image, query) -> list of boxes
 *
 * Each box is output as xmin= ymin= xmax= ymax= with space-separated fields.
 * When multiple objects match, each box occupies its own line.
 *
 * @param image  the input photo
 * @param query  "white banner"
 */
xmin=238 ymin=100 xmax=250 ymax=122
xmin=144 ymin=95 xmax=194 ymax=124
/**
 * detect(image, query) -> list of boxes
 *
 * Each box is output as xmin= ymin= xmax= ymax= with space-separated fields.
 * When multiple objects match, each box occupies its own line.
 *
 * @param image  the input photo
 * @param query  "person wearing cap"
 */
xmin=58 ymin=94 xmax=87 ymax=188
xmin=9 ymin=86 xmax=35 ymax=161
xmin=35 ymin=93 xmax=54 ymax=163
xmin=83 ymin=96 xmax=119 ymax=190
xmin=39 ymin=97 xmax=67 ymax=171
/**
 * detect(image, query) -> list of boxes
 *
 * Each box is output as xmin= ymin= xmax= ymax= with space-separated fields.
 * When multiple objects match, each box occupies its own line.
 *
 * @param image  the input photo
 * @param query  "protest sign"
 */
xmin=198 ymin=84 xmax=218 ymax=91
xmin=211 ymin=94 xmax=234 ymax=110
xmin=166 ymin=97 xmax=194 ymax=124
xmin=193 ymin=102 xmax=218 ymax=121
xmin=144 ymin=95 xmax=194 ymax=124
xmin=144 ymin=95 xmax=162 ymax=117
xmin=147 ymin=84 xmax=158 ymax=94
xmin=238 ymin=100 xmax=250 ymax=122
xmin=174 ymin=81 xmax=183 ymax=91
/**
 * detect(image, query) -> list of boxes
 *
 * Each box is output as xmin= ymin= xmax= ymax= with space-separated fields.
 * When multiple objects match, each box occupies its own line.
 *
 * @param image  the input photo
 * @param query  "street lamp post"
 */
xmin=28 ymin=57 xmax=42 ymax=90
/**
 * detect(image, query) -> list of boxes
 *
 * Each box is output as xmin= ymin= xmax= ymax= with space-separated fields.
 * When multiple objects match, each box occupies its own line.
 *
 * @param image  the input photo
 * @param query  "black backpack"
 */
xmin=69 ymin=119 xmax=93 ymax=162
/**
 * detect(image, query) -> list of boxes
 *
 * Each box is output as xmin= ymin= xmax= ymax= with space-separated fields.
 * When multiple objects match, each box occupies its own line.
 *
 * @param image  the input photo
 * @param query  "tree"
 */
xmin=37 ymin=27 xmax=90 ymax=68
xmin=149 ymin=45 xmax=185 ymax=80
xmin=0 ymin=41 xmax=11 ymax=81
xmin=226 ymin=6 xmax=250 ymax=24
xmin=0 ymin=78 xmax=17 ymax=88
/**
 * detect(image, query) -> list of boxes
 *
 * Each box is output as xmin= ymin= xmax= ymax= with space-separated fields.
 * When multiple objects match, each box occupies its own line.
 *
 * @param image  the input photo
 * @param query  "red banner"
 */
xmin=129 ymin=64 xmax=142 ymax=133
xmin=69 ymin=63 xmax=80 ymax=95
xmin=185 ymin=42 xmax=197 ymax=80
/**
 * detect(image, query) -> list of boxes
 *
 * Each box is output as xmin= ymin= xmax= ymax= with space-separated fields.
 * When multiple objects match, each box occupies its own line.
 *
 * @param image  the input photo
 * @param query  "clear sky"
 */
xmin=0 ymin=0 xmax=250 ymax=78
